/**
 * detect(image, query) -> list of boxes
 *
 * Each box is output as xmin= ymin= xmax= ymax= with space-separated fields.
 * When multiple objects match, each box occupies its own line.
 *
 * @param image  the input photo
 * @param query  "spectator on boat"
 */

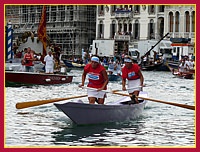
xmin=142 ymin=55 xmax=147 ymax=66
xmin=102 ymin=56 xmax=108 ymax=65
xmin=121 ymin=55 xmax=144 ymax=103
xmin=107 ymin=58 xmax=115 ymax=75
xmin=21 ymin=48 xmax=27 ymax=58
xmin=178 ymin=59 xmax=187 ymax=75
xmin=188 ymin=59 xmax=195 ymax=70
xmin=79 ymin=56 xmax=108 ymax=104
xmin=73 ymin=56 xmax=78 ymax=63
xmin=19 ymin=59 xmax=25 ymax=72
xmin=44 ymin=51 xmax=55 ymax=73
xmin=113 ymin=59 xmax=122 ymax=76
xmin=184 ymin=57 xmax=190 ymax=70
xmin=36 ymin=53 xmax=42 ymax=61
xmin=121 ymin=51 xmax=125 ymax=63
xmin=23 ymin=47 xmax=34 ymax=72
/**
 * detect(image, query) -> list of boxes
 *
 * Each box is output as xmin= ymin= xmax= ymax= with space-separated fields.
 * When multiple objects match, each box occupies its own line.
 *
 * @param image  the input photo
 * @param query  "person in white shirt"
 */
xmin=178 ymin=59 xmax=187 ymax=75
xmin=188 ymin=59 xmax=195 ymax=70
xmin=107 ymin=58 xmax=115 ymax=75
xmin=44 ymin=51 xmax=54 ymax=73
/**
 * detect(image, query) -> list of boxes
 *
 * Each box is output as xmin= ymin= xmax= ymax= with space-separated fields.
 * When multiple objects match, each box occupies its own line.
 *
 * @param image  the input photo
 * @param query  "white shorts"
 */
xmin=87 ymin=89 xmax=106 ymax=99
xmin=45 ymin=67 xmax=54 ymax=73
xmin=127 ymin=79 xmax=141 ymax=93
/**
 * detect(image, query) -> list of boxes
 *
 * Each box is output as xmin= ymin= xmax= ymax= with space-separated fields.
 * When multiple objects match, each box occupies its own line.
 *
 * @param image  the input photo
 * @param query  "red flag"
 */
xmin=37 ymin=6 xmax=47 ymax=56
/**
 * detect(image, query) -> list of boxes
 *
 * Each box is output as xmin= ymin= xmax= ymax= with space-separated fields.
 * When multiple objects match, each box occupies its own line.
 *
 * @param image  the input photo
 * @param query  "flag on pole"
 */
xmin=37 ymin=6 xmax=47 ymax=56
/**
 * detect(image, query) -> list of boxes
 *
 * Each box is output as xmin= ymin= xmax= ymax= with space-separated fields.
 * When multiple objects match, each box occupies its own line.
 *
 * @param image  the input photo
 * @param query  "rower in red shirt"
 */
xmin=79 ymin=56 xmax=108 ymax=104
xmin=121 ymin=55 xmax=144 ymax=103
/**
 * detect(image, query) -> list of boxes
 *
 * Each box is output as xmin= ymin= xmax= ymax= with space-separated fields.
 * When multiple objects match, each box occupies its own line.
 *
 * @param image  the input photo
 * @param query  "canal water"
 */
xmin=5 ymin=70 xmax=195 ymax=147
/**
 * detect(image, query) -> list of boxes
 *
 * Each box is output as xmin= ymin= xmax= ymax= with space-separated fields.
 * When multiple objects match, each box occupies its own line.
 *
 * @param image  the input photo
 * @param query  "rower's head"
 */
xmin=91 ymin=56 xmax=100 ymax=68
xmin=124 ymin=55 xmax=133 ymax=68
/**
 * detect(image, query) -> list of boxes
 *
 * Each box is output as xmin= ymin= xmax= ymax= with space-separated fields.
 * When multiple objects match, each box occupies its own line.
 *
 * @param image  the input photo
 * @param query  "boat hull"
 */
xmin=54 ymin=93 xmax=147 ymax=125
xmin=5 ymin=71 xmax=73 ymax=87
xmin=173 ymin=72 xmax=194 ymax=79
xmin=141 ymin=62 xmax=163 ymax=71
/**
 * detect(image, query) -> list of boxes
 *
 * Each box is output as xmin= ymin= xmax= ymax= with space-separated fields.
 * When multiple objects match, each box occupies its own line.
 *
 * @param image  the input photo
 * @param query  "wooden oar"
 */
xmin=113 ymin=86 xmax=143 ymax=92
xmin=112 ymin=92 xmax=195 ymax=110
xmin=81 ymin=86 xmax=143 ymax=92
xmin=16 ymin=94 xmax=87 ymax=109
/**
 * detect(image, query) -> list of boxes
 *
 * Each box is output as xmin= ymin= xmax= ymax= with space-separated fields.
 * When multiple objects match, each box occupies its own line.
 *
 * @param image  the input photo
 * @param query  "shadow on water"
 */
xmin=51 ymin=116 xmax=146 ymax=146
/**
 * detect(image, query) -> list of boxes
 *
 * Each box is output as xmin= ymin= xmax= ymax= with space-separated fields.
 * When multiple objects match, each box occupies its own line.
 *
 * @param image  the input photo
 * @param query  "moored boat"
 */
xmin=54 ymin=91 xmax=147 ymax=125
xmin=141 ymin=62 xmax=163 ymax=71
xmin=62 ymin=59 xmax=85 ymax=69
xmin=5 ymin=71 xmax=73 ymax=87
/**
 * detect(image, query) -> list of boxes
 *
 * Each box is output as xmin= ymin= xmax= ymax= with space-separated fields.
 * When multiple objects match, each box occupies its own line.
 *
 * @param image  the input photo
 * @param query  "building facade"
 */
xmin=96 ymin=5 xmax=195 ymax=50
xmin=5 ymin=5 xmax=96 ymax=55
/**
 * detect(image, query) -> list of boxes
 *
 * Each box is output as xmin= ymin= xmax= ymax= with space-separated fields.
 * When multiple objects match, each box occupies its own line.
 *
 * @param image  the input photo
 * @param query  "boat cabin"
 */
xmin=170 ymin=38 xmax=195 ymax=61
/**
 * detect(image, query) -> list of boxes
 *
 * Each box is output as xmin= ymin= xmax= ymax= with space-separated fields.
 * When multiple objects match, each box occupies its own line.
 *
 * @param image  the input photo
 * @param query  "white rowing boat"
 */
xmin=54 ymin=91 xmax=148 ymax=125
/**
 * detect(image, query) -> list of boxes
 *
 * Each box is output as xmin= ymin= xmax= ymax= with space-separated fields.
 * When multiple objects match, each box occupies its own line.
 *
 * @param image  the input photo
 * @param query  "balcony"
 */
xmin=115 ymin=10 xmax=133 ymax=18
xmin=169 ymin=32 xmax=195 ymax=39
xmin=114 ymin=35 xmax=130 ymax=41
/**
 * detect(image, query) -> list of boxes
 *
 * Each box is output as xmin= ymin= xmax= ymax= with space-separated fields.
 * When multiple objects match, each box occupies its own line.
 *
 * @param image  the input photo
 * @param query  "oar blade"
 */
xmin=16 ymin=94 xmax=87 ymax=109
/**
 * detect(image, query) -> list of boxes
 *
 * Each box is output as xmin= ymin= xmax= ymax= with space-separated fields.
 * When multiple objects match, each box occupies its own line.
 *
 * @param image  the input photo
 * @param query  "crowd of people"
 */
xmin=15 ymin=47 xmax=61 ymax=73
xmin=177 ymin=55 xmax=195 ymax=75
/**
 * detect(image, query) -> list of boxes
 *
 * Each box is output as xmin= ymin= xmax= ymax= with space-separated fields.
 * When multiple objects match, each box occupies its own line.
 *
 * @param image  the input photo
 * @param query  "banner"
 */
xmin=37 ymin=6 xmax=47 ymax=56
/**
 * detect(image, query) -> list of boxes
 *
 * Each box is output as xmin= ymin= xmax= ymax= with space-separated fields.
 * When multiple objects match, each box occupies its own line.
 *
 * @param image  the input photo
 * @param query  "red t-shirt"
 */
xmin=84 ymin=63 xmax=107 ymax=89
xmin=122 ymin=64 xmax=140 ymax=80
xmin=24 ymin=53 xmax=33 ymax=66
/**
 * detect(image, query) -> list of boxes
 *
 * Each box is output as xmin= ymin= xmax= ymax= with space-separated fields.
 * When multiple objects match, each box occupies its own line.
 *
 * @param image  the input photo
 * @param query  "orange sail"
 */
xmin=37 ymin=6 xmax=47 ymax=56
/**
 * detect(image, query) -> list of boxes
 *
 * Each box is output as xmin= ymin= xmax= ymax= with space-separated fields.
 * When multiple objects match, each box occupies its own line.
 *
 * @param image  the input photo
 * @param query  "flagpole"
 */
xmin=7 ymin=20 xmax=13 ymax=60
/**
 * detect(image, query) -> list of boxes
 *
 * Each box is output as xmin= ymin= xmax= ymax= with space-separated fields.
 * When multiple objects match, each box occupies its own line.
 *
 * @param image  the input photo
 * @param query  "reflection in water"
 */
xmin=51 ymin=117 xmax=145 ymax=146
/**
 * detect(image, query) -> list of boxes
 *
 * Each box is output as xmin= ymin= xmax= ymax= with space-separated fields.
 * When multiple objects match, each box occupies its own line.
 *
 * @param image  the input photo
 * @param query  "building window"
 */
xmin=148 ymin=19 xmax=155 ymax=39
xmin=175 ymin=11 xmax=179 ymax=32
xmin=118 ymin=23 xmax=122 ymax=34
xmin=134 ymin=20 xmax=139 ymax=39
xmin=149 ymin=5 xmax=155 ymax=14
xmin=22 ymin=6 xmax=28 ymax=23
xmin=192 ymin=11 xmax=195 ymax=32
xmin=51 ymin=6 xmax=57 ymax=22
xmin=129 ymin=23 xmax=132 ymax=33
xmin=158 ymin=5 xmax=165 ymax=12
xmin=30 ymin=6 xmax=35 ymax=23
xmin=169 ymin=12 xmax=173 ymax=32
xmin=185 ymin=11 xmax=190 ymax=32
xmin=134 ymin=5 xmax=140 ymax=13
xmin=124 ymin=23 xmax=127 ymax=33
xmin=46 ymin=6 xmax=50 ymax=22
xmin=60 ymin=5 xmax=65 ymax=21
